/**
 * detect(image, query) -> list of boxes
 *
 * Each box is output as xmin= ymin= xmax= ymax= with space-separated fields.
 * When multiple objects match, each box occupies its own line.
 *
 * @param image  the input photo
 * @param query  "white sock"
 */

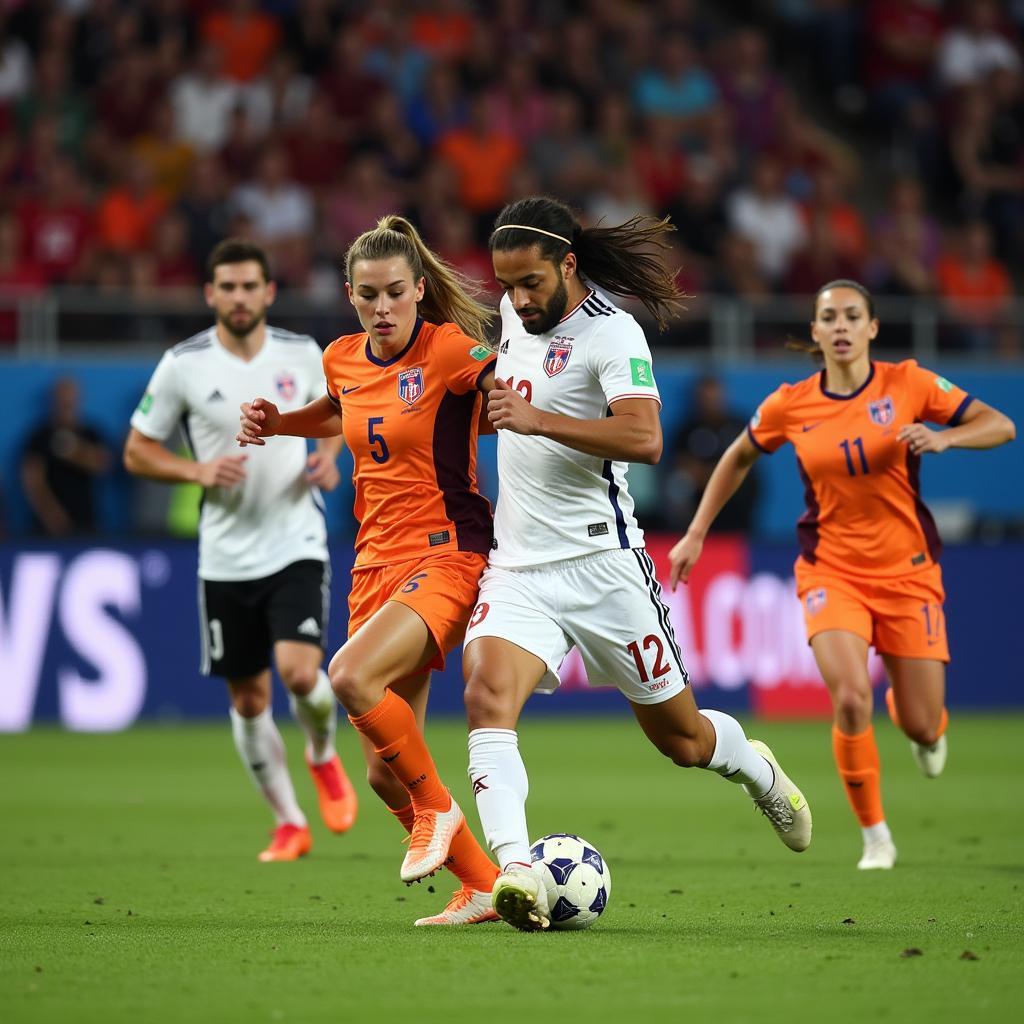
xmin=863 ymin=821 xmax=892 ymax=844
xmin=699 ymin=709 xmax=774 ymax=799
xmin=230 ymin=707 xmax=306 ymax=827
xmin=288 ymin=669 xmax=337 ymax=764
xmin=468 ymin=728 xmax=531 ymax=871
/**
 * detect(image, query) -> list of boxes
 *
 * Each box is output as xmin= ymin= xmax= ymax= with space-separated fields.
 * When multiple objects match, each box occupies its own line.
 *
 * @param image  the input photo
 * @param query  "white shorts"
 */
xmin=464 ymin=548 xmax=689 ymax=705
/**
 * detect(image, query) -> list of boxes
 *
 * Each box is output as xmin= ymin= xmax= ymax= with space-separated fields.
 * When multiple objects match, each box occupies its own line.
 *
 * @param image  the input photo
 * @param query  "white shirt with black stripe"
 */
xmin=491 ymin=287 xmax=662 ymax=568
xmin=130 ymin=326 xmax=330 ymax=581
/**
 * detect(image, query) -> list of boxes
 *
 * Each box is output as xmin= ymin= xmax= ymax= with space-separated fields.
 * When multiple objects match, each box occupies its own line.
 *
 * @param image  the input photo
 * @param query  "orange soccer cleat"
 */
xmin=400 ymin=795 xmax=465 ymax=883
xmin=414 ymin=887 xmax=500 ymax=926
xmin=306 ymin=754 xmax=358 ymax=833
xmin=258 ymin=823 xmax=313 ymax=862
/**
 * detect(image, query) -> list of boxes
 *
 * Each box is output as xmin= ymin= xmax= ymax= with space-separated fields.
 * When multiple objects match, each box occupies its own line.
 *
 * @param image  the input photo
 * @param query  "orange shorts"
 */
xmin=795 ymin=560 xmax=949 ymax=662
xmin=347 ymin=551 xmax=487 ymax=670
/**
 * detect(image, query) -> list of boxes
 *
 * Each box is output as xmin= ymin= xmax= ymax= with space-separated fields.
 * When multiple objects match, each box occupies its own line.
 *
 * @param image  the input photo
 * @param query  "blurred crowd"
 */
xmin=0 ymin=0 xmax=1021 ymax=353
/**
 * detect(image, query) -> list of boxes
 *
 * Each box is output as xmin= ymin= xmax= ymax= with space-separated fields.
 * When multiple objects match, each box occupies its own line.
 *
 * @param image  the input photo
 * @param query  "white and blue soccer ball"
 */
xmin=530 ymin=833 xmax=611 ymax=930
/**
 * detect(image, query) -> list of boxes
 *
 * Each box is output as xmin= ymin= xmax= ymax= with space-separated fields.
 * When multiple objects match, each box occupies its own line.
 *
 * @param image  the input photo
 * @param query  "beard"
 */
xmin=218 ymin=306 xmax=265 ymax=339
xmin=521 ymin=277 xmax=568 ymax=335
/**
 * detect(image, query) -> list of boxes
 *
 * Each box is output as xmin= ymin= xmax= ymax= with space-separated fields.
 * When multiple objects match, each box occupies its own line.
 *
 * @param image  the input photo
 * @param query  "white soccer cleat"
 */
xmin=491 ymin=865 xmax=551 ymax=931
xmin=910 ymin=734 xmax=947 ymax=779
xmin=414 ymin=887 xmax=500 ymax=926
xmin=748 ymin=740 xmax=812 ymax=852
xmin=858 ymin=835 xmax=898 ymax=870
xmin=400 ymin=796 xmax=466 ymax=883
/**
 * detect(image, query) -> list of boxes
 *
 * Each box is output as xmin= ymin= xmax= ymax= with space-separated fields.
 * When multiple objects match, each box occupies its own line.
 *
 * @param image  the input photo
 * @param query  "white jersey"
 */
xmin=491 ymin=287 xmax=661 ymax=568
xmin=131 ymin=326 xmax=330 ymax=582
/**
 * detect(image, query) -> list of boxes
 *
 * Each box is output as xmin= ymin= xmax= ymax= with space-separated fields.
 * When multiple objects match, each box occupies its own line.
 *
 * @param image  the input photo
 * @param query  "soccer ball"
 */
xmin=530 ymin=833 xmax=612 ymax=930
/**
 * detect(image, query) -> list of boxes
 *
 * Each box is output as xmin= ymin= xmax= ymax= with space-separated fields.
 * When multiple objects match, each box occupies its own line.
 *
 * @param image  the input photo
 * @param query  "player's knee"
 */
xmin=833 ymin=685 xmax=873 ymax=726
xmin=327 ymin=653 xmax=371 ymax=708
xmin=230 ymin=690 xmax=268 ymax=718
xmin=464 ymin=666 xmax=517 ymax=728
xmin=903 ymin=719 xmax=941 ymax=746
xmin=657 ymin=734 xmax=703 ymax=768
xmin=278 ymin=662 xmax=317 ymax=695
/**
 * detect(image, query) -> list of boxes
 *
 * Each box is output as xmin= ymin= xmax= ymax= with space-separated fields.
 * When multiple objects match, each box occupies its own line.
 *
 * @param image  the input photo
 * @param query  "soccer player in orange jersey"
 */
xmin=236 ymin=216 xmax=502 ymax=925
xmin=669 ymin=279 xmax=1015 ymax=870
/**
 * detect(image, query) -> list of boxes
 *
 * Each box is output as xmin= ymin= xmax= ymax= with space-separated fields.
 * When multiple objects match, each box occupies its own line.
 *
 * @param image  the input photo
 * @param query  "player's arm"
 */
xmin=486 ymin=379 xmax=661 ymax=463
xmin=668 ymin=431 xmax=762 ymax=589
xmin=306 ymin=433 xmax=345 ymax=491
xmin=477 ymin=370 xmax=497 ymax=435
xmin=898 ymin=399 xmax=1016 ymax=454
xmin=124 ymin=427 xmax=247 ymax=488
xmin=237 ymin=393 xmax=342 ymax=446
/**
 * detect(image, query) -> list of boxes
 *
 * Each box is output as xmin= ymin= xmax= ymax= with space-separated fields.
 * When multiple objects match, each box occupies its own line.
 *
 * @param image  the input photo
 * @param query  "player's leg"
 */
xmin=874 ymin=568 xmax=950 ymax=779
xmin=227 ymin=670 xmax=312 ymax=862
xmin=812 ymin=629 xmax=896 ymax=869
xmin=266 ymin=559 xmax=358 ymax=833
xmin=629 ymin=689 xmax=811 ymax=852
xmin=883 ymin=656 xmax=948 ymax=778
xmin=353 ymin=670 xmax=499 ymax=925
xmin=335 ymin=554 xmax=487 ymax=882
xmin=201 ymin=573 xmax=310 ymax=861
xmin=463 ymin=570 xmax=570 ymax=931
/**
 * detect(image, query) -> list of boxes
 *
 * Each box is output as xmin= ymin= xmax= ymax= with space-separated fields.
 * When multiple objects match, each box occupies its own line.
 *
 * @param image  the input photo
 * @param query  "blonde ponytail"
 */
xmin=345 ymin=215 xmax=495 ymax=344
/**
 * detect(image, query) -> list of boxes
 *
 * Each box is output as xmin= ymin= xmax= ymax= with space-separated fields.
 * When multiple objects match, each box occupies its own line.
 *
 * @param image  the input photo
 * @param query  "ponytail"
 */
xmin=345 ymin=215 xmax=495 ymax=343
xmin=490 ymin=197 xmax=686 ymax=331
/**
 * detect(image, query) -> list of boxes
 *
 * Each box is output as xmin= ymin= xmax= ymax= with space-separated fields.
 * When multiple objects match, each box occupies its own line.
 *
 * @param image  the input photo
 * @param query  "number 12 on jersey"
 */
xmin=626 ymin=635 xmax=670 ymax=682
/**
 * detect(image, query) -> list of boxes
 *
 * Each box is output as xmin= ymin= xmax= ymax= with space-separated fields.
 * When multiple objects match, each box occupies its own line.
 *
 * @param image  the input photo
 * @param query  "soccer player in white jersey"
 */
xmin=463 ymin=197 xmax=813 ymax=930
xmin=124 ymin=239 xmax=357 ymax=863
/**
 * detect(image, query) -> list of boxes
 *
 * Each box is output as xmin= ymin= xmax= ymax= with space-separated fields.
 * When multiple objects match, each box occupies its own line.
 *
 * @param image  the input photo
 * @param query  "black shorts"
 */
xmin=198 ymin=559 xmax=330 ymax=679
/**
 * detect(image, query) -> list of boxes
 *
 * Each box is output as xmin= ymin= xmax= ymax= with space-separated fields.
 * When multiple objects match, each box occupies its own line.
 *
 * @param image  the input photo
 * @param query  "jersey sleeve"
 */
xmin=900 ymin=360 xmax=974 ymax=426
xmin=130 ymin=351 xmax=185 ymax=441
xmin=747 ymin=386 xmax=789 ymax=454
xmin=434 ymin=323 xmax=497 ymax=395
xmin=587 ymin=316 xmax=662 ymax=407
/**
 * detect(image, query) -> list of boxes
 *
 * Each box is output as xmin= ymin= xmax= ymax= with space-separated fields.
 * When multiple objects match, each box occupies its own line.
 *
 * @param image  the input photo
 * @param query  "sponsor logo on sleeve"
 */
xmin=630 ymin=357 xmax=654 ymax=387
xmin=750 ymin=407 xmax=761 ymax=428
xmin=469 ymin=344 xmax=493 ymax=361
xmin=936 ymin=376 xmax=954 ymax=393
xmin=137 ymin=392 xmax=153 ymax=414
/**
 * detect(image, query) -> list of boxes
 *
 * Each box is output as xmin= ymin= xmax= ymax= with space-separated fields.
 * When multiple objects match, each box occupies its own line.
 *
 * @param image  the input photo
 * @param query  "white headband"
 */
xmin=493 ymin=224 xmax=572 ymax=246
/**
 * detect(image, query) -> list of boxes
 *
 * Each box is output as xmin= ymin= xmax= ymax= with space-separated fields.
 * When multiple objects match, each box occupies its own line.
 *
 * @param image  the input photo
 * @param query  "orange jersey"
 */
xmin=323 ymin=318 xmax=497 ymax=568
xmin=748 ymin=360 xmax=973 ymax=578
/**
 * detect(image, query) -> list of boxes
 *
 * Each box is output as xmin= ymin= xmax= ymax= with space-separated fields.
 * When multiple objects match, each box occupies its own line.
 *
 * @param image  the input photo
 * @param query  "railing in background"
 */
xmin=2 ymin=289 xmax=1022 ymax=361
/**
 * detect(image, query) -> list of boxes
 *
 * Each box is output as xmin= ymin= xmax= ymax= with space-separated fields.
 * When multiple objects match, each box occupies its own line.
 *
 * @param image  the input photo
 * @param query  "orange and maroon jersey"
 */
xmin=324 ymin=318 xmax=497 ymax=568
xmin=748 ymin=360 xmax=974 ymax=578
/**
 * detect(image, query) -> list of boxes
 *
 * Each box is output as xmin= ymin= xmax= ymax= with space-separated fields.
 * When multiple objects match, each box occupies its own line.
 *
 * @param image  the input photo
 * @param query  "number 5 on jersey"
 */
xmin=368 ymin=416 xmax=389 ymax=463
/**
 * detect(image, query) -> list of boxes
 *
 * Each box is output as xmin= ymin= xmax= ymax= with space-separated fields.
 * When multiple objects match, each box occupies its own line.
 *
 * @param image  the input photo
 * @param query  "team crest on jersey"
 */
xmin=275 ymin=372 xmax=296 ymax=401
xmin=805 ymin=588 xmax=827 ymax=615
xmin=868 ymin=396 xmax=894 ymax=426
xmin=544 ymin=337 xmax=573 ymax=377
xmin=398 ymin=367 xmax=425 ymax=405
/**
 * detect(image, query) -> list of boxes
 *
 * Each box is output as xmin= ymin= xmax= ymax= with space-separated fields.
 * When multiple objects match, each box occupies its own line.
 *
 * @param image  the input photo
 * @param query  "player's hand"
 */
xmin=305 ymin=450 xmax=340 ymax=491
xmin=195 ymin=454 xmax=247 ymax=488
xmin=668 ymin=531 xmax=704 ymax=590
xmin=487 ymin=377 xmax=543 ymax=435
xmin=898 ymin=422 xmax=948 ymax=455
xmin=237 ymin=397 xmax=281 ymax=446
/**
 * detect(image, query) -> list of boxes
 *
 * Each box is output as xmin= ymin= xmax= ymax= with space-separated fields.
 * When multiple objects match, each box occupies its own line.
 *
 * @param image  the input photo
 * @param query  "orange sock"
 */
xmin=389 ymin=801 xmax=498 ymax=892
xmin=832 ymin=724 xmax=885 ymax=827
xmin=349 ymin=690 xmax=450 ymax=812
xmin=884 ymin=689 xmax=949 ymax=739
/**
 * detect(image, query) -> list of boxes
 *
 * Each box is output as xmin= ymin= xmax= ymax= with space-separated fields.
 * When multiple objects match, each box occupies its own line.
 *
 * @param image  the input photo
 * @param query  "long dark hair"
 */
xmin=345 ymin=215 xmax=494 ymax=343
xmin=489 ymin=196 xmax=685 ymax=331
xmin=786 ymin=278 xmax=877 ymax=360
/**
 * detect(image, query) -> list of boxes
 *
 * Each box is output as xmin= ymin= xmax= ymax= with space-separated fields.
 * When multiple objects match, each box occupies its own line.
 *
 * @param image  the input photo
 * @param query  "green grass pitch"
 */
xmin=2 ymin=714 xmax=1022 ymax=1023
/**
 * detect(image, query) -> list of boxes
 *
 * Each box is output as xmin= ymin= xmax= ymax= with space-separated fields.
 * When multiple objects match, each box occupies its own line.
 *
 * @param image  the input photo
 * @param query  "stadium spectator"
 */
xmin=411 ymin=0 xmax=476 ymax=61
xmin=633 ymin=32 xmax=720 ymax=143
xmin=198 ymin=0 xmax=280 ymax=85
xmin=16 ymin=46 xmax=90 ymax=159
xmin=175 ymin=154 xmax=235 ymax=274
xmin=438 ymin=94 xmax=523 ymax=221
xmin=786 ymin=215 xmax=863 ymax=297
xmin=317 ymin=27 xmax=380 ymax=135
xmin=282 ymin=0 xmax=342 ymax=79
xmin=487 ymin=60 xmax=550 ymax=146
xmin=936 ymin=0 xmax=1022 ymax=93
xmin=0 ymin=15 xmax=32 ymax=104
xmin=322 ymin=152 xmax=404 ymax=255
xmin=95 ymin=152 xmax=168 ymax=255
xmin=169 ymin=41 xmax=238 ymax=154
xmin=0 ymin=212 xmax=45 ymax=345
xmin=230 ymin=145 xmax=314 ymax=260
xmin=936 ymin=218 xmax=1014 ymax=351
xmin=665 ymin=374 xmax=760 ymax=534
xmin=529 ymin=91 xmax=600 ymax=201
xmin=868 ymin=176 xmax=942 ymax=296
xmin=15 ymin=156 xmax=95 ymax=285
xmin=92 ymin=45 xmax=163 ymax=147
xmin=405 ymin=61 xmax=467 ymax=150
xmin=21 ymin=376 xmax=112 ymax=537
xmin=727 ymin=153 xmax=807 ymax=286
xmin=132 ymin=97 xmax=196 ymax=202
xmin=240 ymin=48 xmax=313 ymax=140
xmin=632 ymin=115 xmax=691 ymax=212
